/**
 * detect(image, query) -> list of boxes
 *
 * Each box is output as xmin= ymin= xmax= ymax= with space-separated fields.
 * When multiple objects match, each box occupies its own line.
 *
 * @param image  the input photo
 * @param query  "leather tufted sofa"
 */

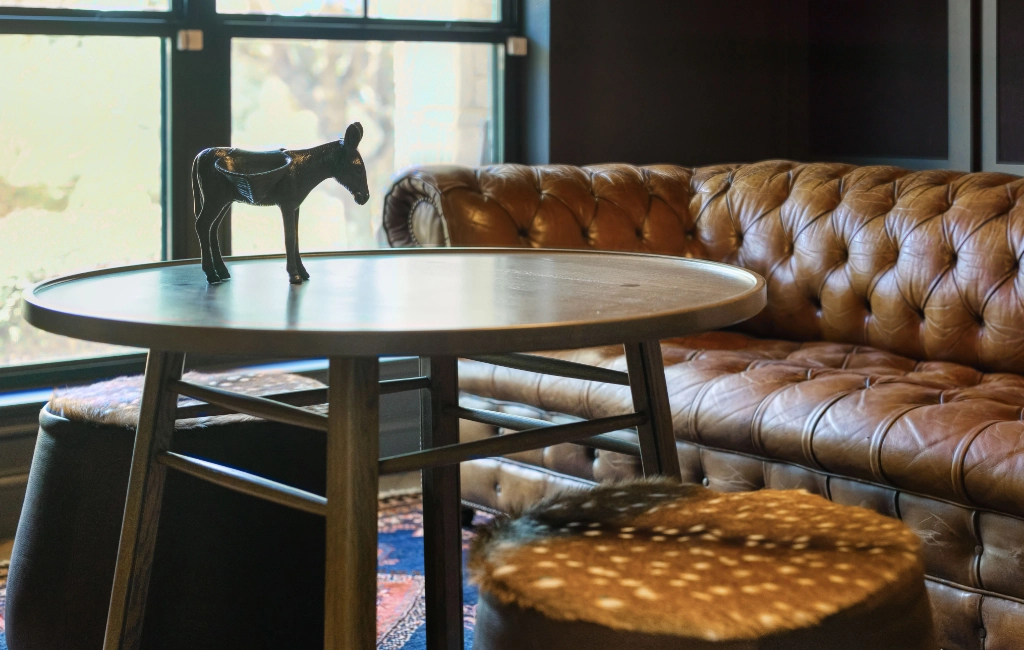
xmin=383 ymin=160 xmax=1024 ymax=650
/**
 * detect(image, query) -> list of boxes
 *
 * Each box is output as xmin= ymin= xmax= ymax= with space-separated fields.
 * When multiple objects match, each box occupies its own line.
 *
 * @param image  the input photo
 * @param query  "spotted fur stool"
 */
xmin=470 ymin=480 xmax=935 ymax=650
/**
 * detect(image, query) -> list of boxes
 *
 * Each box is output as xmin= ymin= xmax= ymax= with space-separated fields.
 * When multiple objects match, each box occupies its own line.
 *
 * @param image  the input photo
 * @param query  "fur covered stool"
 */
xmin=470 ymin=480 xmax=934 ymax=650
xmin=6 ymin=369 xmax=331 ymax=650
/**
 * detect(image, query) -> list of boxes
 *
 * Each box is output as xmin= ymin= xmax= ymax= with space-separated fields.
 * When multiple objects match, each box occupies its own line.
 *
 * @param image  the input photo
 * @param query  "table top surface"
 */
xmin=22 ymin=248 xmax=766 ymax=357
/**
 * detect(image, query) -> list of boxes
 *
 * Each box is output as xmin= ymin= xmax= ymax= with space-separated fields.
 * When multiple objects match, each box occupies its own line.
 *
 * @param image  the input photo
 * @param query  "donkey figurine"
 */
xmin=191 ymin=122 xmax=370 ymax=284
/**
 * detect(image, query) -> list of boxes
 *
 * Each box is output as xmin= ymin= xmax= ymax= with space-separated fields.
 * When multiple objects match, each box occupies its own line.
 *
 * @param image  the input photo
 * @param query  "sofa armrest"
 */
xmin=384 ymin=163 xmax=557 ymax=248
xmin=383 ymin=165 xmax=461 ymax=247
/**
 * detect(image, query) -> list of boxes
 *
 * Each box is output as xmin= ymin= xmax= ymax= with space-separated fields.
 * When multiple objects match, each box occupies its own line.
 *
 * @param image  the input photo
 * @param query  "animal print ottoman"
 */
xmin=470 ymin=480 xmax=934 ymax=649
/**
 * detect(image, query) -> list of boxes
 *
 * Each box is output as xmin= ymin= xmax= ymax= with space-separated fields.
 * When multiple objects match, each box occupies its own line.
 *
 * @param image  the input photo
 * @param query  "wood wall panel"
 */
xmin=0 ymin=425 xmax=36 ymax=540
xmin=547 ymin=0 xmax=809 ymax=167
xmin=808 ymin=0 xmax=949 ymax=160
xmin=0 ymin=476 xmax=28 ymax=541
xmin=997 ymin=0 xmax=1024 ymax=163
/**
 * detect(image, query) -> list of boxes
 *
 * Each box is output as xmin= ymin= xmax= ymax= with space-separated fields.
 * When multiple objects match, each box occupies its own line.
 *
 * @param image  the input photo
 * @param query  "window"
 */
xmin=0 ymin=35 xmax=162 ymax=368
xmin=0 ymin=0 xmax=519 ymax=390
xmin=231 ymin=38 xmax=500 ymax=252
xmin=366 ymin=0 xmax=500 ymax=21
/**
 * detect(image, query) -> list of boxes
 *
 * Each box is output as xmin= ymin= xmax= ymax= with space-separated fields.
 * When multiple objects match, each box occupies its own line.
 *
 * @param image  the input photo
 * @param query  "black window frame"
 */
xmin=0 ymin=0 xmax=524 ymax=393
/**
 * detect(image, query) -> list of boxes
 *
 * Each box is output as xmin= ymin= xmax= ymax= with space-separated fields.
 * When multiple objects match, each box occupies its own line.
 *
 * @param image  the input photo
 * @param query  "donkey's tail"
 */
xmin=191 ymin=148 xmax=214 ymax=219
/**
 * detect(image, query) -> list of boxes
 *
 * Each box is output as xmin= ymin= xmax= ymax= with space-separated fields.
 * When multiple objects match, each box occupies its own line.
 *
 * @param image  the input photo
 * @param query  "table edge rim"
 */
xmin=21 ymin=248 xmax=768 ymax=356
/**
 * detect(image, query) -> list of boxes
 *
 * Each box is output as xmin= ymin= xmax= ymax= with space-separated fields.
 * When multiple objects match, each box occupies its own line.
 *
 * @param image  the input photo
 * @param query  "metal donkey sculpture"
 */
xmin=191 ymin=122 xmax=370 ymax=284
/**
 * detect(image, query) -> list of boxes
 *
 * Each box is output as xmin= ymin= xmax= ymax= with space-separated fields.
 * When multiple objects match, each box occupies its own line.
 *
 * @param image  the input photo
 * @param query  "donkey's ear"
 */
xmin=343 ymin=122 xmax=363 ymax=150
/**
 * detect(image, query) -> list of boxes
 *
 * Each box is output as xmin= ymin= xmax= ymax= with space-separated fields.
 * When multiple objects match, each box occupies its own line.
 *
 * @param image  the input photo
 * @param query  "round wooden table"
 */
xmin=22 ymin=248 xmax=766 ymax=650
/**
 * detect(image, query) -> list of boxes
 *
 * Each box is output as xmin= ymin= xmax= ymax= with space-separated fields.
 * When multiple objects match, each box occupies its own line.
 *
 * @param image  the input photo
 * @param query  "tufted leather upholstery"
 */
xmin=384 ymin=160 xmax=1024 ymax=650
xmin=458 ymin=334 xmax=1024 ymax=520
xmin=384 ymin=161 xmax=1024 ymax=374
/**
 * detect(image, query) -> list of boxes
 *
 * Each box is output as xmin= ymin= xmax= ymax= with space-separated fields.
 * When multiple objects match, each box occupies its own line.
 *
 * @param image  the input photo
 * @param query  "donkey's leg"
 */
xmin=281 ymin=205 xmax=304 ymax=284
xmin=293 ymin=207 xmax=310 ymax=281
xmin=196 ymin=198 xmax=227 ymax=284
xmin=209 ymin=204 xmax=232 ymax=280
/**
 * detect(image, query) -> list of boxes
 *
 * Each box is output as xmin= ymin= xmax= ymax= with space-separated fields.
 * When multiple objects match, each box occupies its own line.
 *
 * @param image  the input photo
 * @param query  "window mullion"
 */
xmin=167 ymin=0 xmax=230 ymax=260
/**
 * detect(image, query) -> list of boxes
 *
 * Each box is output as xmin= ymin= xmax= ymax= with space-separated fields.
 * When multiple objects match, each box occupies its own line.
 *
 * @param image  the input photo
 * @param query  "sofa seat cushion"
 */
xmin=458 ymin=331 xmax=1024 ymax=519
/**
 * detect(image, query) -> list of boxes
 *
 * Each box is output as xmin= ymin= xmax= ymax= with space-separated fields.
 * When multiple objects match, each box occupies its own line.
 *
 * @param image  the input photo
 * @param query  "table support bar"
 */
xmin=158 ymin=451 xmax=327 ymax=517
xmin=175 ymin=386 xmax=326 ymax=420
xmin=576 ymin=434 xmax=642 ymax=457
xmin=453 ymin=406 xmax=642 ymax=457
xmin=379 ymin=410 xmax=645 ymax=475
xmin=173 ymin=376 xmax=432 ymax=420
xmin=380 ymin=376 xmax=433 ymax=395
xmin=170 ymin=379 xmax=329 ymax=431
xmin=464 ymin=353 xmax=631 ymax=386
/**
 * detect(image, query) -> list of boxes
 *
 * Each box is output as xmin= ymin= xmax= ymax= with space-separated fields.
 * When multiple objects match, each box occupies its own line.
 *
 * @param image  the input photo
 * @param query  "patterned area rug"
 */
xmin=375 ymin=494 xmax=488 ymax=649
xmin=0 ymin=495 xmax=488 ymax=650
xmin=1 ymin=559 xmax=7 ymax=650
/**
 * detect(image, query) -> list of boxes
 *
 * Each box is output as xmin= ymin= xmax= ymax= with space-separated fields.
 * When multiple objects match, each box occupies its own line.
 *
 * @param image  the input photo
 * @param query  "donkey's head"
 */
xmin=334 ymin=122 xmax=370 ymax=205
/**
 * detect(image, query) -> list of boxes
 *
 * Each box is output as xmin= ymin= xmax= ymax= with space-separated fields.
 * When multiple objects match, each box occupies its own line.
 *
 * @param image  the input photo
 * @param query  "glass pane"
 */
xmin=368 ymin=0 xmax=499 ymax=21
xmin=217 ymin=0 xmax=360 ymax=16
xmin=0 ymin=35 xmax=162 ymax=368
xmin=231 ymin=39 xmax=499 ymax=253
xmin=0 ymin=0 xmax=167 ymax=11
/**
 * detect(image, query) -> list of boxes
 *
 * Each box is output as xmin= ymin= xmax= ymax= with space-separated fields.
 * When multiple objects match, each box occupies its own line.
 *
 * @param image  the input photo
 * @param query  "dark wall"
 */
xmin=547 ymin=0 xmax=809 ymax=167
xmin=998 ymin=0 xmax=1024 ymax=164
xmin=543 ymin=0 xmax=956 ymax=168
xmin=808 ymin=0 xmax=949 ymax=160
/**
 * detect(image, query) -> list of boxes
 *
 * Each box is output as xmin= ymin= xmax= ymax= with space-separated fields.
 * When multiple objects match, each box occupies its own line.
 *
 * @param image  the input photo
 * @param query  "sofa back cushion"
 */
xmin=383 ymin=160 xmax=1024 ymax=373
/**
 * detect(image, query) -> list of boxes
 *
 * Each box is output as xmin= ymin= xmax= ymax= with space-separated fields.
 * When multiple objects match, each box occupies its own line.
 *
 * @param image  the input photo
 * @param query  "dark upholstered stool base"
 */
xmin=6 ymin=373 xmax=330 ymax=650
xmin=475 ymin=588 xmax=935 ymax=650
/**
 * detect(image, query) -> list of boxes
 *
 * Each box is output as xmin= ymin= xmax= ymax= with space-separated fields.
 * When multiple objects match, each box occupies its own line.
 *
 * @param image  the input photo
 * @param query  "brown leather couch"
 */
xmin=383 ymin=160 xmax=1024 ymax=650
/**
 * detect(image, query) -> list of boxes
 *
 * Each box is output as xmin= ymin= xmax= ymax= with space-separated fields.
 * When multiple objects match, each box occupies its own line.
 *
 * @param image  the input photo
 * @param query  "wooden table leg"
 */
xmin=419 ymin=356 xmax=464 ymax=650
xmin=325 ymin=357 xmax=380 ymax=650
xmin=103 ymin=350 xmax=185 ymax=650
xmin=624 ymin=341 xmax=682 ymax=480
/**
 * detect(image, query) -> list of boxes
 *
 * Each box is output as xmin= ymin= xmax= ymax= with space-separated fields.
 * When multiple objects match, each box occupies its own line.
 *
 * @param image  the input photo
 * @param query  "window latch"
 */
xmin=507 ymin=36 xmax=528 ymax=57
xmin=177 ymin=30 xmax=204 ymax=52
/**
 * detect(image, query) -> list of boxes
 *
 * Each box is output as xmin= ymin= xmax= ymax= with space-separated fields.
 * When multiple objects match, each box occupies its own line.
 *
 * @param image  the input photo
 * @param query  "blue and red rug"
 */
xmin=375 ymin=494 xmax=488 ymax=649
xmin=0 ymin=494 xmax=488 ymax=650
xmin=0 ymin=559 xmax=7 ymax=650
